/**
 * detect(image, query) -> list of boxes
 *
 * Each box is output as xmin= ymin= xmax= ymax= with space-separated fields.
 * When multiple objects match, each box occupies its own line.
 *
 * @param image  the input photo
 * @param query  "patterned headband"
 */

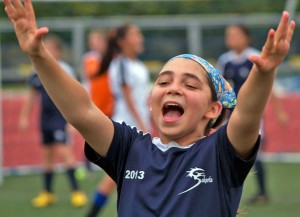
xmin=170 ymin=54 xmax=237 ymax=110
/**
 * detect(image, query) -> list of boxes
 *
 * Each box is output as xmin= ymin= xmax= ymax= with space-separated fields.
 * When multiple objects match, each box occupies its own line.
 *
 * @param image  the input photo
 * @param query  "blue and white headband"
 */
xmin=170 ymin=54 xmax=237 ymax=110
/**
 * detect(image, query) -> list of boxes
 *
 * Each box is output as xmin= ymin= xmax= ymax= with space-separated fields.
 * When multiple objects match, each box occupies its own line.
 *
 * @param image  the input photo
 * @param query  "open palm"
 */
xmin=4 ymin=0 xmax=49 ymax=56
xmin=249 ymin=11 xmax=295 ymax=73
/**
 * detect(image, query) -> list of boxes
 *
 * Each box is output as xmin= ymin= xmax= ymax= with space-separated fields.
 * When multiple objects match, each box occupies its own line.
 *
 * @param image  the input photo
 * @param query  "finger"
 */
xmin=35 ymin=27 xmax=49 ymax=41
xmin=3 ymin=0 xmax=13 ymax=7
xmin=248 ymin=55 xmax=263 ymax=67
xmin=12 ymin=0 xmax=24 ymax=9
xmin=4 ymin=4 xmax=17 ymax=23
xmin=24 ymin=0 xmax=34 ymax=13
xmin=264 ymin=29 xmax=275 ymax=52
xmin=24 ymin=0 xmax=37 ymax=25
xmin=286 ymin=20 xmax=296 ymax=43
xmin=275 ymin=11 xmax=290 ymax=41
xmin=4 ymin=0 xmax=16 ymax=15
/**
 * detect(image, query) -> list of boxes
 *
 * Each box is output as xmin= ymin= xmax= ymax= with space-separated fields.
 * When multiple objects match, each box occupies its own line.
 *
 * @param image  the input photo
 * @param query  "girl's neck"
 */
xmin=233 ymin=46 xmax=248 ymax=55
xmin=122 ymin=50 xmax=137 ymax=60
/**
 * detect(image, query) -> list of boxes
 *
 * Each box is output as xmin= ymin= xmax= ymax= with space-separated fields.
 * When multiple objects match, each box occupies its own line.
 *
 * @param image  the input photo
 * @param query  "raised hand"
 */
xmin=4 ymin=0 xmax=49 ymax=56
xmin=249 ymin=11 xmax=295 ymax=73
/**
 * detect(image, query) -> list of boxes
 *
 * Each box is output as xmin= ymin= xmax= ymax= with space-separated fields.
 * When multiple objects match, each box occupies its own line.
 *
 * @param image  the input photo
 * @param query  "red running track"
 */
xmin=2 ymin=91 xmax=300 ymax=168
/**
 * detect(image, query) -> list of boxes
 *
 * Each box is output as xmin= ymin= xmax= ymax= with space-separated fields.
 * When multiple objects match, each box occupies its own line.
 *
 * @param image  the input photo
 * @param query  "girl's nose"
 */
xmin=167 ymin=83 xmax=182 ymax=95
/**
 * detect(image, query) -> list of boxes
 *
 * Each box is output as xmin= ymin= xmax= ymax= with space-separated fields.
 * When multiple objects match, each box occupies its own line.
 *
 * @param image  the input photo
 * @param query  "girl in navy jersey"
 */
xmin=217 ymin=24 xmax=259 ymax=94
xmin=4 ymin=0 xmax=295 ymax=216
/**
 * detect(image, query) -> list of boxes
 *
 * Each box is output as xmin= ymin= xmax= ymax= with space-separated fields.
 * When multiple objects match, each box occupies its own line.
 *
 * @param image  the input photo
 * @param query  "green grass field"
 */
xmin=0 ymin=163 xmax=299 ymax=217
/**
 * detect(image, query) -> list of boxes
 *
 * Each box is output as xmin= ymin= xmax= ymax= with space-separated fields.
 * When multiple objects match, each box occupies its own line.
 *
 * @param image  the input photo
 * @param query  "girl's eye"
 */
xmin=158 ymin=81 xmax=169 ymax=86
xmin=185 ymin=84 xmax=197 ymax=89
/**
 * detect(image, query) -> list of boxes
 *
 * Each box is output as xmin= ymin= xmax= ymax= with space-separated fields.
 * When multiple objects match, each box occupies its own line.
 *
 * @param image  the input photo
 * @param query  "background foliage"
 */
xmin=0 ymin=0 xmax=291 ymax=18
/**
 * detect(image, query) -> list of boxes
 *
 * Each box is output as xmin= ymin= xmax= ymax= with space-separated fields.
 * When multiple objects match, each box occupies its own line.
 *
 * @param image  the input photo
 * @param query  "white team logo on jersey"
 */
xmin=178 ymin=167 xmax=213 ymax=195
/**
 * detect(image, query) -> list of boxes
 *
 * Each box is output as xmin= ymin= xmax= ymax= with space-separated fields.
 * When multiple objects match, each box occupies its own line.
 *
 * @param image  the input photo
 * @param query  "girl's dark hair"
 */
xmin=204 ymin=74 xmax=228 ymax=136
xmin=98 ymin=24 xmax=131 ymax=75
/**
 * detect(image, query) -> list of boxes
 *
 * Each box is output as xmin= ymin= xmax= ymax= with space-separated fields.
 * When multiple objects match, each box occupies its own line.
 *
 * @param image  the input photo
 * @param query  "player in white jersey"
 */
xmin=109 ymin=55 xmax=150 ymax=131
xmin=85 ymin=24 xmax=151 ymax=217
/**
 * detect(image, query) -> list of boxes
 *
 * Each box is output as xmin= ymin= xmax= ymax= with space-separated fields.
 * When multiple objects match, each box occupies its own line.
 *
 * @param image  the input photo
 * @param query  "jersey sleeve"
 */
xmin=26 ymin=73 xmax=39 ymax=89
xmin=216 ymin=54 xmax=228 ymax=75
xmin=84 ymin=121 xmax=142 ymax=182
xmin=216 ymin=124 xmax=260 ymax=187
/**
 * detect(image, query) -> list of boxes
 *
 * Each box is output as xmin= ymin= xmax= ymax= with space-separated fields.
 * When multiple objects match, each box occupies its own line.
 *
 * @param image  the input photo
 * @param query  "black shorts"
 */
xmin=41 ymin=129 xmax=69 ymax=145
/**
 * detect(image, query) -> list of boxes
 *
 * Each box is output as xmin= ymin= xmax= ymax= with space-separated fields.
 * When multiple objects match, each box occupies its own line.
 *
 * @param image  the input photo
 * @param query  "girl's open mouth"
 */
xmin=162 ymin=103 xmax=184 ymax=123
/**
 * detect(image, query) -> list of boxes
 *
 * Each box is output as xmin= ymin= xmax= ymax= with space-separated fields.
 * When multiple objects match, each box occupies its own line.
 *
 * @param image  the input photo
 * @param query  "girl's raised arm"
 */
xmin=227 ymin=11 xmax=295 ymax=159
xmin=4 ymin=0 xmax=114 ymax=156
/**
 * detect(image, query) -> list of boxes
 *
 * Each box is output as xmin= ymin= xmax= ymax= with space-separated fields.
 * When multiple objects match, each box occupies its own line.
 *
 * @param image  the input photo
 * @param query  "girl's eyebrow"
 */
xmin=182 ymin=72 xmax=202 ymax=83
xmin=156 ymin=71 xmax=203 ymax=84
xmin=156 ymin=70 xmax=174 ymax=79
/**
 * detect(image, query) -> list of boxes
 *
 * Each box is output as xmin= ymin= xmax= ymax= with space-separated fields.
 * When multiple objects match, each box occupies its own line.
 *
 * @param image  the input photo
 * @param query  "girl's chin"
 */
xmin=158 ymin=126 xmax=183 ymax=138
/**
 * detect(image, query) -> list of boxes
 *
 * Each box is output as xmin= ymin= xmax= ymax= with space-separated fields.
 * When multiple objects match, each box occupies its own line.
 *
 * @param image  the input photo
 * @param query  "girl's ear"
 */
xmin=148 ymin=92 xmax=153 ymax=112
xmin=204 ymin=101 xmax=222 ymax=120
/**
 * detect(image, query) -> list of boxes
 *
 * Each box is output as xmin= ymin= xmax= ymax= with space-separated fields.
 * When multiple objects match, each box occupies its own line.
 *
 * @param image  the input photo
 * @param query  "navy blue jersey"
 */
xmin=85 ymin=121 xmax=260 ymax=217
xmin=28 ymin=73 xmax=66 ymax=131
xmin=217 ymin=47 xmax=259 ymax=94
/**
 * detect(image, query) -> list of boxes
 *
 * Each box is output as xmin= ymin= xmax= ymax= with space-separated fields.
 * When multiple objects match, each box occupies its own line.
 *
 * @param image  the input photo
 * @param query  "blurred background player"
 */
xmin=85 ymin=24 xmax=151 ymax=217
xmin=217 ymin=24 xmax=289 ymax=205
xmin=82 ymin=29 xmax=107 ymax=92
xmin=19 ymin=34 xmax=87 ymax=208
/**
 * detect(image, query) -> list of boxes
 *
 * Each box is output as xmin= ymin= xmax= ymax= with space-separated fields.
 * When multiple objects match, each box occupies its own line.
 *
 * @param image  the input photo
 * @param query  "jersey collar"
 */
xmin=152 ymin=137 xmax=195 ymax=152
